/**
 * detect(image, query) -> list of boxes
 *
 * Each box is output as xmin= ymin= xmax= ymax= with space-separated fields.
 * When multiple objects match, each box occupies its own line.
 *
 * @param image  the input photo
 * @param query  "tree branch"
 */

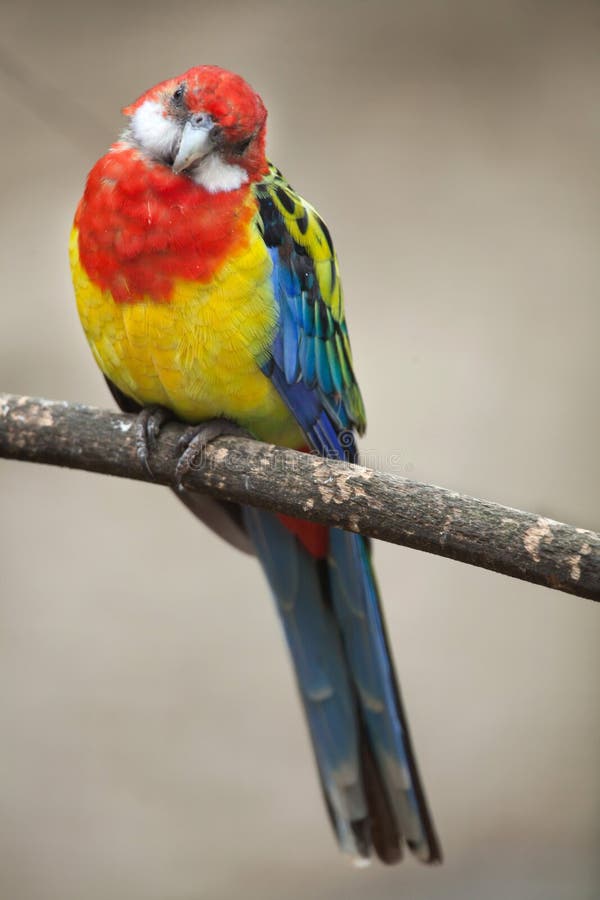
xmin=1 ymin=392 xmax=599 ymax=602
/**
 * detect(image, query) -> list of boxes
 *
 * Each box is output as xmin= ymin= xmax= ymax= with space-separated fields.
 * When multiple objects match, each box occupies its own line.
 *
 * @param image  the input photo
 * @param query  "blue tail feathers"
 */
xmin=243 ymin=508 xmax=441 ymax=865
xmin=329 ymin=529 xmax=441 ymax=863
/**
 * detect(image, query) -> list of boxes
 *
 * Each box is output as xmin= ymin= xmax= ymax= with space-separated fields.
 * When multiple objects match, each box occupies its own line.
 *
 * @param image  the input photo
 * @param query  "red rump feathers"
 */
xmin=276 ymin=515 xmax=330 ymax=559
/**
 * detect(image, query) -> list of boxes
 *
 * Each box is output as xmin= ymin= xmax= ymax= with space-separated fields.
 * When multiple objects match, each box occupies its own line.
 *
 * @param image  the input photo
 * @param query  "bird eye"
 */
xmin=172 ymin=85 xmax=185 ymax=105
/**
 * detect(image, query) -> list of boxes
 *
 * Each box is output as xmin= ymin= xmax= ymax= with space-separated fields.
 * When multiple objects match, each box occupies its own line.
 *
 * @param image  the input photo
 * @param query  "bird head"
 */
xmin=122 ymin=66 xmax=268 ymax=191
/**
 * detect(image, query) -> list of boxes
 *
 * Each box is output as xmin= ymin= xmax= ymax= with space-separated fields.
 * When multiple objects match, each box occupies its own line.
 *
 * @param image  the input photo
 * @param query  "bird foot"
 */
xmin=174 ymin=418 xmax=250 ymax=488
xmin=135 ymin=405 xmax=174 ymax=476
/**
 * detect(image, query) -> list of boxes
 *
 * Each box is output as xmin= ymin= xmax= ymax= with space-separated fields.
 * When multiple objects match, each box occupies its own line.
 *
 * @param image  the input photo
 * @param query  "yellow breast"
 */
xmin=70 ymin=225 xmax=303 ymax=446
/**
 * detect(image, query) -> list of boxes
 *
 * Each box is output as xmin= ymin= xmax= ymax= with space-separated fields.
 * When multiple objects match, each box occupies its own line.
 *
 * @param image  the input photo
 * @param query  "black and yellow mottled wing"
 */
xmin=255 ymin=164 xmax=366 ymax=460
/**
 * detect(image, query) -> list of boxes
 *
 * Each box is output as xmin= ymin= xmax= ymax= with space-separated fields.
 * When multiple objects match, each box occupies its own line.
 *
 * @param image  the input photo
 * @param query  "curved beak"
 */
xmin=172 ymin=115 xmax=214 ymax=174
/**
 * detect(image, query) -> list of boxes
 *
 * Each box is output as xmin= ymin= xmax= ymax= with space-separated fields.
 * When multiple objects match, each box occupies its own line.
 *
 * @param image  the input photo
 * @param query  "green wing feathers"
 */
xmin=255 ymin=164 xmax=366 ymax=439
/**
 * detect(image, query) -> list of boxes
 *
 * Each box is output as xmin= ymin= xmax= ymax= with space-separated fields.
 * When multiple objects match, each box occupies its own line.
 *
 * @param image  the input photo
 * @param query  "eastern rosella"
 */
xmin=70 ymin=66 xmax=441 ymax=866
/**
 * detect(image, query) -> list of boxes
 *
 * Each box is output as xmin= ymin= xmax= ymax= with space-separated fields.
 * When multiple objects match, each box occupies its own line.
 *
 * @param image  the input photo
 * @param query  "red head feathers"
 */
xmin=75 ymin=66 xmax=269 ymax=302
xmin=122 ymin=65 xmax=268 ymax=180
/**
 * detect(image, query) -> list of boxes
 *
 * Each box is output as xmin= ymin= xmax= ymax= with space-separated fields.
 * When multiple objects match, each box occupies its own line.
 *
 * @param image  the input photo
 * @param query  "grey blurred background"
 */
xmin=1 ymin=1 xmax=599 ymax=897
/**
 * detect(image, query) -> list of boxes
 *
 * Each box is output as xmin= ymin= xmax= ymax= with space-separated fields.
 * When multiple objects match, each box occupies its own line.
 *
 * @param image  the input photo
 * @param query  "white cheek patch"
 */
xmin=192 ymin=153 xmax=249 ymax=193
xmin=129 ymin=99 xmax=248 ymax=193
xmin=130 ymin=100 xmax=180 ymax=161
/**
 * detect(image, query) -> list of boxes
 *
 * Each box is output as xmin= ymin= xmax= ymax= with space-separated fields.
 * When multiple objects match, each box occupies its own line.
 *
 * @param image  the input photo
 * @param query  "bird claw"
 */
xmin=174 ymin=418 xmax=250 ymax=488
xmin=135 ymin=405 xmax=173 ymax=476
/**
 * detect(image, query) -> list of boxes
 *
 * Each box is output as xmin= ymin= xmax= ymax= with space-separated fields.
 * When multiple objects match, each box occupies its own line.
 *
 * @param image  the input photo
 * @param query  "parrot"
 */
xmin=70 ymin=65 xmax=441 ymax=866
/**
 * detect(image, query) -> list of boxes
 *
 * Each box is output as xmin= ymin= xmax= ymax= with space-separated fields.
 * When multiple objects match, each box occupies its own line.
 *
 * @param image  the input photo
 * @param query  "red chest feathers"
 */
xmin=75 ymin=144 xmax=255 ymax=303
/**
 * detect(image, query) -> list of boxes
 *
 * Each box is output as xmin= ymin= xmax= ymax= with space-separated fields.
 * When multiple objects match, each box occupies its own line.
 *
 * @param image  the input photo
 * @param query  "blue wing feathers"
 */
xmin=282 ymin=309 xmax=300 ymax=384
xmin=316 ymin=338 xmax=334 ymax=396
xmin=299 ymin=333 xmax=316 ymax=387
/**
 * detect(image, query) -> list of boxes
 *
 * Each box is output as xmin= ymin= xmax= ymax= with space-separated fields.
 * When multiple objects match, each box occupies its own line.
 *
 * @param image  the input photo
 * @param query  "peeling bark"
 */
xmin=1 ymin=392 xmax=599 ymax=603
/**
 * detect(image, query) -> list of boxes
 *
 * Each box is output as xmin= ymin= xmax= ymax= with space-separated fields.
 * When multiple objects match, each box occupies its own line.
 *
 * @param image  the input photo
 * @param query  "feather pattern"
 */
xmin=249 ymin=164 xmax=441 ymax=864
xmin=242 ymin=507 xmax=372 ymax=859
xmin=255 ymin=165 xmax=365 ymax=454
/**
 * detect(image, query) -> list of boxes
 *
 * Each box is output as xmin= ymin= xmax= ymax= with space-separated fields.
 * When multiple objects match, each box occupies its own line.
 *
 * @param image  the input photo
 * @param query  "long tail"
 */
xmin=243 ymin=508 xmax=441 ymax=865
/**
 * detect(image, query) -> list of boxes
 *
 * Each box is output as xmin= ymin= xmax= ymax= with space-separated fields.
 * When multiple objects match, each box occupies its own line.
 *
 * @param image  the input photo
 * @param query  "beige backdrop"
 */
xmin=1 ymin=1 xmax=599 ymax=898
